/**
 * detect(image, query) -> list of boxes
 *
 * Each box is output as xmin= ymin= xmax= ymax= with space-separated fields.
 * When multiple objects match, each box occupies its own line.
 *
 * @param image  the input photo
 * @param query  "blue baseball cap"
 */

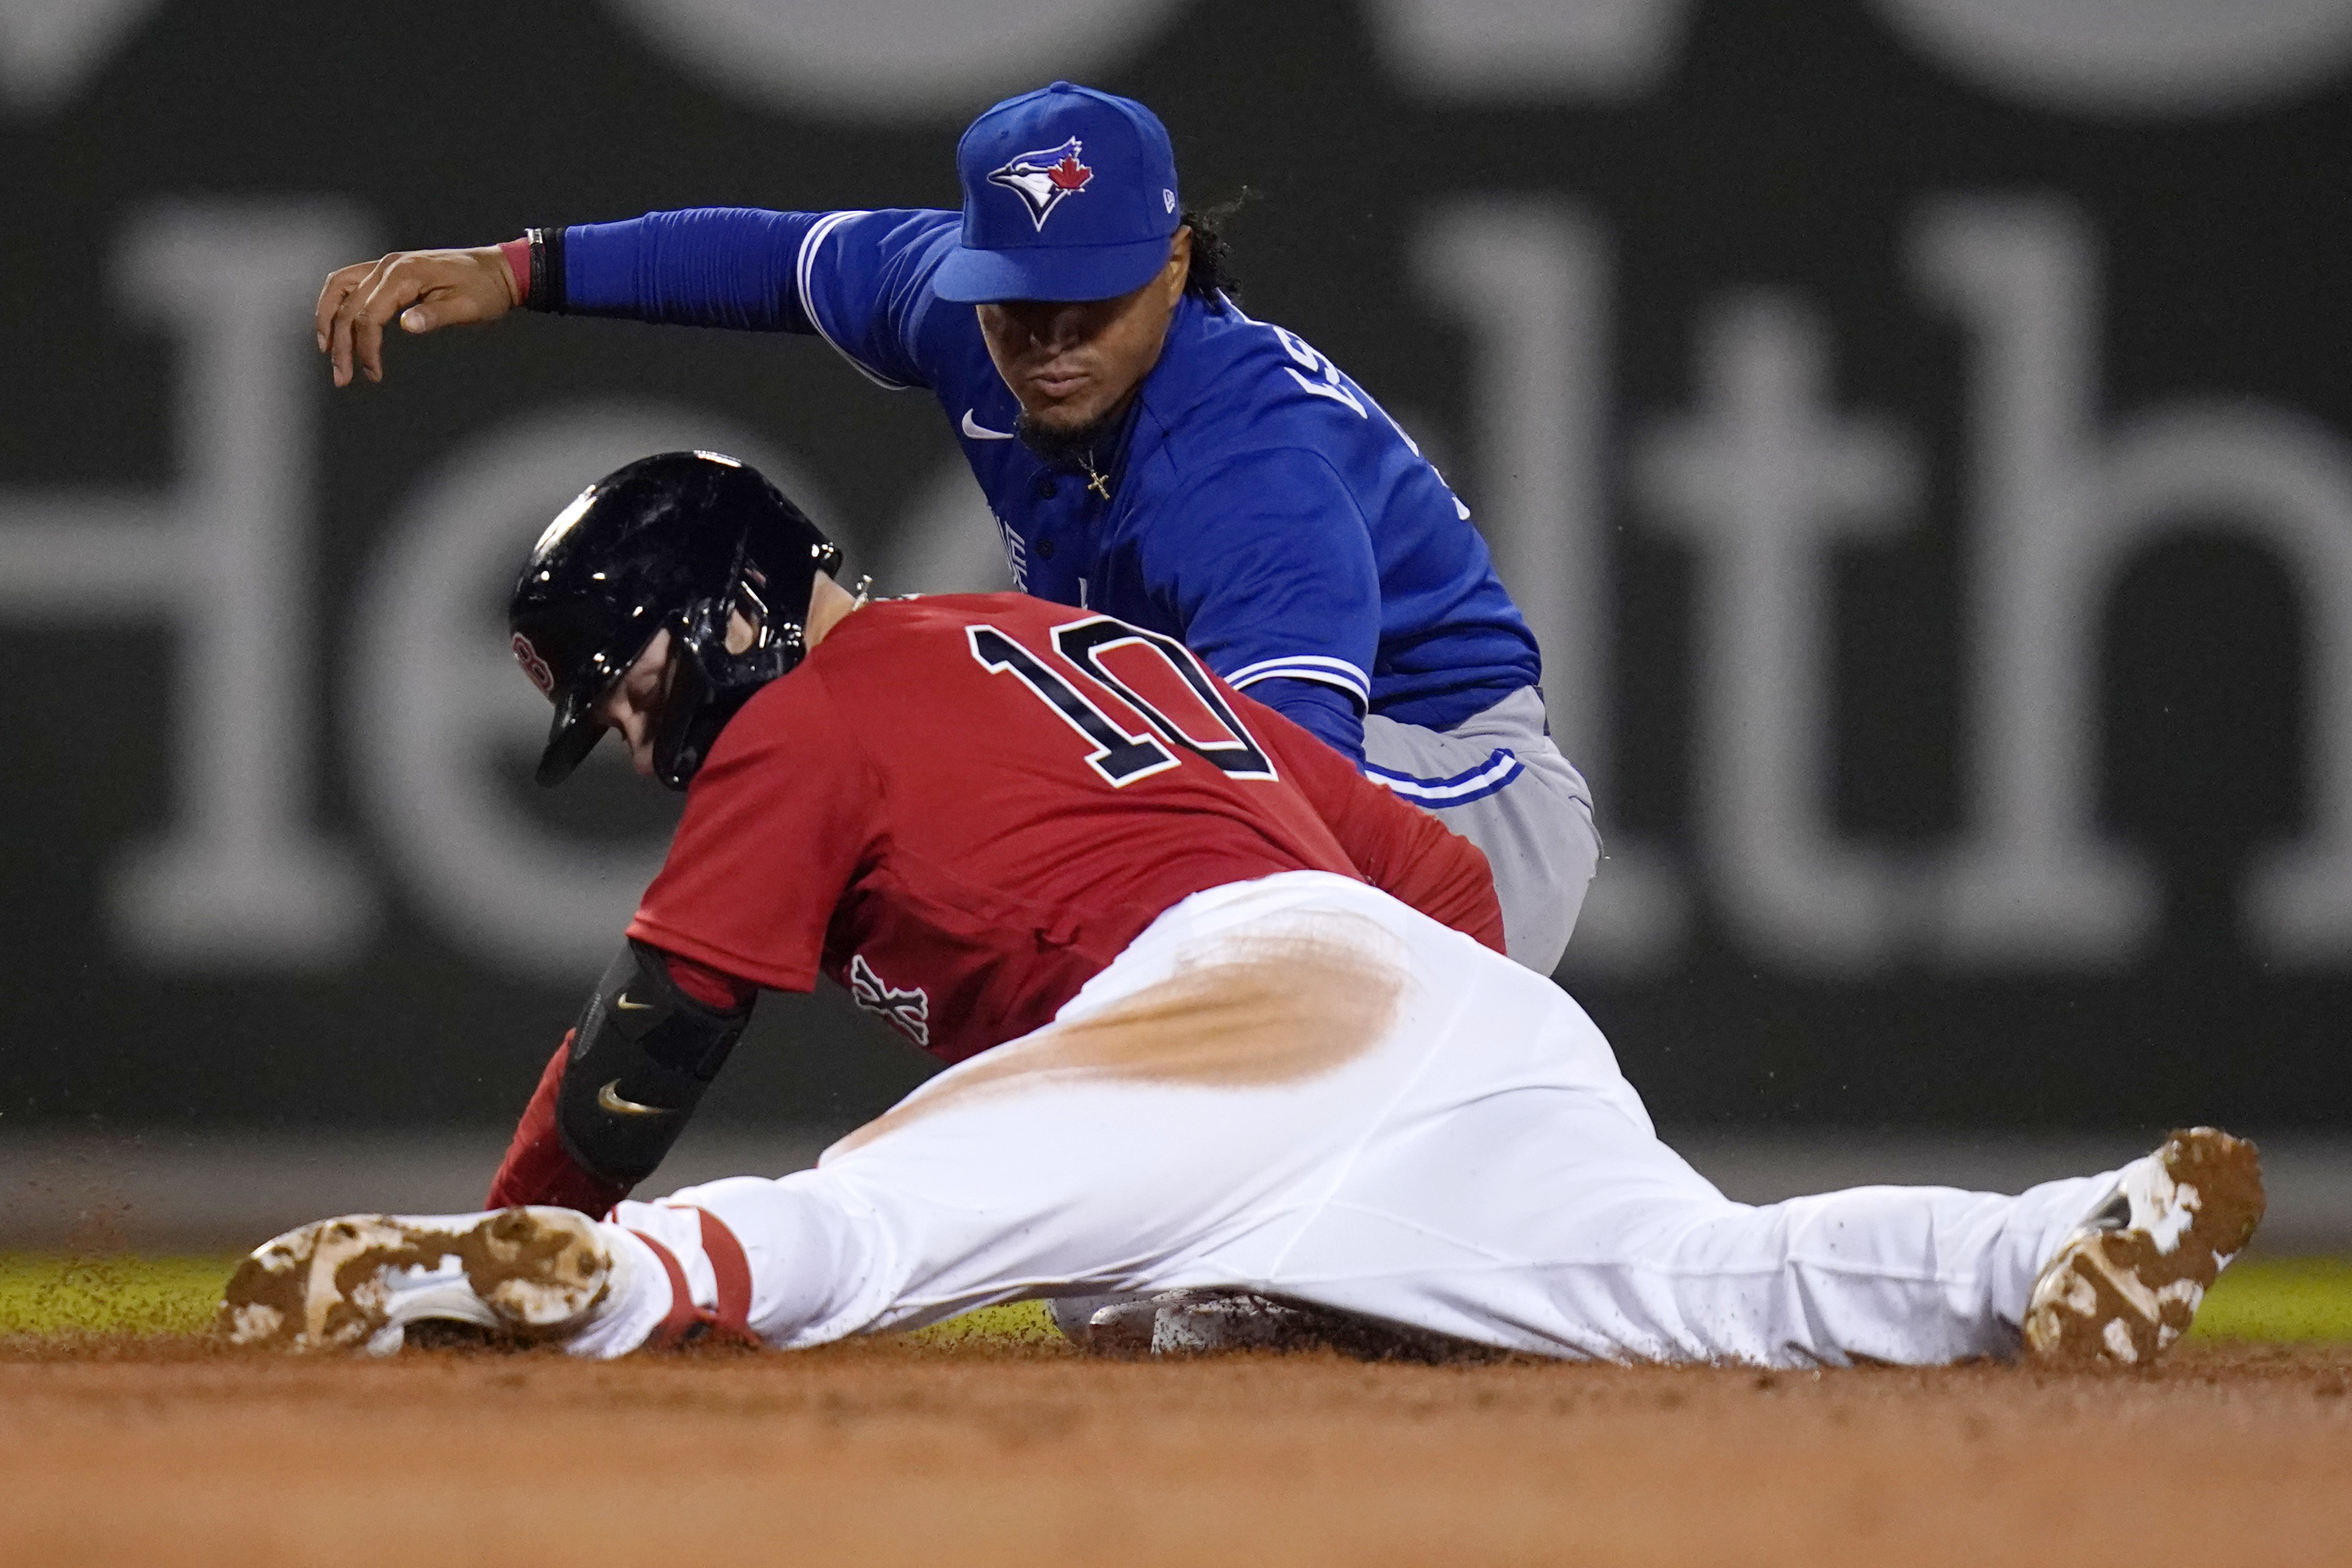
xmin=932 ymin=81 xmax=1182 ymax=305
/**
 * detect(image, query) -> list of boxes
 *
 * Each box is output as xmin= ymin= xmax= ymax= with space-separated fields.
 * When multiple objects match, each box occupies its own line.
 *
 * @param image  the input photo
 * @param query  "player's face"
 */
xmin=589 ymin=603 xmax=820 ymax=778
xmin=975 ymin=228 xmax=1191 ymax=434
xmin=593 ymin=629 xmax=675 ymax=777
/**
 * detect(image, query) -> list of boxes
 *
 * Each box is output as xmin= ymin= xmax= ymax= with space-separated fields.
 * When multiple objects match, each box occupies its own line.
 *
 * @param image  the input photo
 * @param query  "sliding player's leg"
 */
xmin=1248 ymin=966 xmax=2262 ymax=1366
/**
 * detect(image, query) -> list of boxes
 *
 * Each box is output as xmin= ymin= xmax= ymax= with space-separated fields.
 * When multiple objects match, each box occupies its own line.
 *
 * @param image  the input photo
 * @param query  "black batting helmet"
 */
xmin=507 ymin=450 xmax=844 ymax=790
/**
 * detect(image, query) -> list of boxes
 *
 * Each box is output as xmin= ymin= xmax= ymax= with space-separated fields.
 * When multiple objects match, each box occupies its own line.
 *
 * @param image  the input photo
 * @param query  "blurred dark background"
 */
xmin=4 ymin=0 xmax=2349 ymax=1148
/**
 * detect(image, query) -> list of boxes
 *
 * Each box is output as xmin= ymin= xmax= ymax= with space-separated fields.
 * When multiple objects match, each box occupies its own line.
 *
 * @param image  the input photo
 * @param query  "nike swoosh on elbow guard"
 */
xmin=597 ymin=1081 xmax=673 ymax=1117
xmin=962 ymin=410 xmax=1016 ymax=440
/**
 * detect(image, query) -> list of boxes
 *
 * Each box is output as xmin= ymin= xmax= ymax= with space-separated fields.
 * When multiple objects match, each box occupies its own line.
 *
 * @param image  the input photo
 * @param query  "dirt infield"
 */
xmin=4 ymin=1336 xmax=2346 ymax=1567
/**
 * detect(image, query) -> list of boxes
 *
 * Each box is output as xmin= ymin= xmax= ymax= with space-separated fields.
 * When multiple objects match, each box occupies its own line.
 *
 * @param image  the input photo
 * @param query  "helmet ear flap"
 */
xmin=650 ymin=602 xmax=722 ymax=790
xmin=648 ymin=597 xmax=808 ymax=790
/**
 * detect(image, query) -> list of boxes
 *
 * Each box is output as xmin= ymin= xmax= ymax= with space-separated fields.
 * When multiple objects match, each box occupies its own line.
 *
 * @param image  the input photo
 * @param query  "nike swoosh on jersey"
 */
xmin=962 ymin=409 xmax=1016 ymax=440
xmin=597 ymin=1080 xmax=672 ymax=1117
xmin=614 ymin=993 xmax=652 ymax=1011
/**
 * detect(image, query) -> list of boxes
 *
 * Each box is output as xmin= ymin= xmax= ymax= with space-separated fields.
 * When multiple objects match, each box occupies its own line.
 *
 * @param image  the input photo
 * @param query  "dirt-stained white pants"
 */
xmin=575 ymin=872 xmax=2111 ymax=1367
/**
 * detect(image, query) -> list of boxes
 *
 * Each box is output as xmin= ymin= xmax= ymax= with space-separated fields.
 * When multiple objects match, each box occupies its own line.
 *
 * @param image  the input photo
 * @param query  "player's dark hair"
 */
xmin=1182 ymin=188 xmax=1254 ymax=309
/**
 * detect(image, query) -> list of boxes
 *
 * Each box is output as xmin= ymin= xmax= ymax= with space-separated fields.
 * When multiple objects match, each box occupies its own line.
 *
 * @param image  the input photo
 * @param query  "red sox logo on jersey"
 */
xmin=511 ymin=632 xmax=555 ymax=697
xmin=848 ymin=953 xmax=931 ymax=1047
xmin=986 ymin=137 xmax=1093 ymax=230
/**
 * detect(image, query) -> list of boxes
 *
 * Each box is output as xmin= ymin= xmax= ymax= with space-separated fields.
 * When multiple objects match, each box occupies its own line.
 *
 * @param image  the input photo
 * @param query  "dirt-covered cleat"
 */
xmin=2023 ymin=1127 xmax=2265 ymax=1368
xmin=1075 ymin=1289 xmax=1496 ymax=1363
xmin=217 ymin=1207 xmax=618 ymax=1354
xmin=1073 ymin=1290 xmax=1280 ymax=1355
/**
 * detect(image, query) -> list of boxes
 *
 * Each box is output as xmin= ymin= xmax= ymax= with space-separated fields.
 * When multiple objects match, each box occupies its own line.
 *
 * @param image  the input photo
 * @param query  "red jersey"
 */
xmin=626 ymin=594 xmax=1502 ymax=1064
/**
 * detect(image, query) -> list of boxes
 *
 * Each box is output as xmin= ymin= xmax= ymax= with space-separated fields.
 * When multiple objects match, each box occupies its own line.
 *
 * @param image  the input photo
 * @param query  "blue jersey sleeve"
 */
xmin=560 ymin=208 xmax=818 ymax=332
xmin=1149 ymin=444 xmax=1382 ymax=736
xmin=556 ymin=207 xmax=962 ymax=392
xmin=790 ymin=209 xmax=962 ymax=392
xmin=1241 ymin=676 xmax=1366 ymax=766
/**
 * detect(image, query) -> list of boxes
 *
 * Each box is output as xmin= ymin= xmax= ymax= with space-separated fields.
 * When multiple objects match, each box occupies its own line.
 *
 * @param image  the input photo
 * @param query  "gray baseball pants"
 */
xmin=1361 ymin=684 xmax=1598 ymax=974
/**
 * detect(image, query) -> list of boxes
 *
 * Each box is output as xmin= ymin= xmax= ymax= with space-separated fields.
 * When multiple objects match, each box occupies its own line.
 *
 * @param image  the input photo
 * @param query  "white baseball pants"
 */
xmin=573 ymin=872 xmax=2111 ymax=1367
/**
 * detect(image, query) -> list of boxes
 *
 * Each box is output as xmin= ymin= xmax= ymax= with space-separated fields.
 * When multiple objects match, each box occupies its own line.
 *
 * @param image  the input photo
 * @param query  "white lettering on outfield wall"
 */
xmin=1873 ymin=0 xmax=2352 ymax=117
xmin=4 ymin=196 xmax=2351 ymax=977
xmin=1640 ymin=296 xmax=1922 ymax=974
xmin=0 ymin=201 xmax=376 ymax=967
xmin=8 ymin=2 xmax=2351 ymax=122
xmin=0 ymin=0 xmax=161 ymax=112
xmin=602 ymin=0 xmax=2352 ymax=122
xmin=1915 ymin=198 xmax=2352 ymax=967
xmin=1421 ymin=194 xmax=2352 ymax=976
xmin=1414 ymin=200 xmax=1686 ymax=973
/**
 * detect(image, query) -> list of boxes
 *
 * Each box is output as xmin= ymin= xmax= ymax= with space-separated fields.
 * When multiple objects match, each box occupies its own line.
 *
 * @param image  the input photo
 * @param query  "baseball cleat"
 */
xmin=2023 ymin=1127 xmax=2264 ymax=1368
xmin=1077 ymin=1289 xmax=1321 ymax=1356
xmin=1073 ymin=1288 xmax=1495 ymax=1363
xmin=218 ymin=1206 xmax=617 ymax=1354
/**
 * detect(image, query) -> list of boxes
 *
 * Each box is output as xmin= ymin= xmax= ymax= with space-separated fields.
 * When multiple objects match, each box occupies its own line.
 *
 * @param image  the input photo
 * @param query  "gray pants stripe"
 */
xmin=1361 ymin=686 xmax=1599 ymax=975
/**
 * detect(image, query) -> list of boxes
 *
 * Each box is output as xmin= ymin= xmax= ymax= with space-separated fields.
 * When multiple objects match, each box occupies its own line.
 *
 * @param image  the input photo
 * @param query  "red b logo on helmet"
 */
xmin=511 ymin=632 xmax=556 ymax=696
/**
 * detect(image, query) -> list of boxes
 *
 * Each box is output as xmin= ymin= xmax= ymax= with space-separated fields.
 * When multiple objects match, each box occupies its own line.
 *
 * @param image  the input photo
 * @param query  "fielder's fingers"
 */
xmin=346 ymin=264 xmax=433 ymax=384
xmin=349 ymin=284 xmax=408 ymax=385
xmin=326 ymin=258 xmax=392 ymax=387
xmin=314 ymin=262 xmax=374 ymax=356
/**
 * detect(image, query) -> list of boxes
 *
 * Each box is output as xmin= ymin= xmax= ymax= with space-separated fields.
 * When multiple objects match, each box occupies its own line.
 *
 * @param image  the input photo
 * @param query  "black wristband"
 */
xmin=525 ymin=225 xmax=568 ymax=313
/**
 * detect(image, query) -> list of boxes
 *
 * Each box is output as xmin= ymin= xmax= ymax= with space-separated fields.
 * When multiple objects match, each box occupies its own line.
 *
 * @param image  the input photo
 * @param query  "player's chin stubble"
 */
xmin=1016 ymin=405 xmax=1126 ymax=466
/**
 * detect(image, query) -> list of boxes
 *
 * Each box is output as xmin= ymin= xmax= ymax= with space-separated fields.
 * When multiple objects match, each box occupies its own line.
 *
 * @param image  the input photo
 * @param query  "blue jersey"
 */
xmin=558 ymin=207 xmax=1541 ymax=761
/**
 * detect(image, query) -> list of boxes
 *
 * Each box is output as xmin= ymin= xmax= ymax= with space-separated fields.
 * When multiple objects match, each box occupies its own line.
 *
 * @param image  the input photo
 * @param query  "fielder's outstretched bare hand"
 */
xmin=316 ymin=246 xmax=518 ymax=387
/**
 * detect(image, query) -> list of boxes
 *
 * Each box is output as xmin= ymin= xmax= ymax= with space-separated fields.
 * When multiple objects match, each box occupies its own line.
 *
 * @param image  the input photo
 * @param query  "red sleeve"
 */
xmin=485 ymin=1031 xmax=631 ymax=1215
xmin=663 ymin=951 xmax=756 ymax=1010
xmin=1238 ymin=689 xmax=1507 ymax=954
xmin=626 ymin=669 xmax=877 ymax=990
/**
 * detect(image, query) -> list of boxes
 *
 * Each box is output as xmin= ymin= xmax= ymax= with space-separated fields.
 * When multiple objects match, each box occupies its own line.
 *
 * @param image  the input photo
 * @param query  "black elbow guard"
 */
xmin=556 ymin=939 xmax=751 ymax=1188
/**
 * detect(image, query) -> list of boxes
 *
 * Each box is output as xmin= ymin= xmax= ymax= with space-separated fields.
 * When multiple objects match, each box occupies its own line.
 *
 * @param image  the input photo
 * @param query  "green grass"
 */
xmin=3 ymin=1253 xmax=2344 ymax=1346
xmin=0 ymin=1252 xmax=245 ymax=1336
xmin=2188 ymin=1258 xmax=2352 ymax=1341
xmin=908 ymin=1299 xmax=1061 ymax=1344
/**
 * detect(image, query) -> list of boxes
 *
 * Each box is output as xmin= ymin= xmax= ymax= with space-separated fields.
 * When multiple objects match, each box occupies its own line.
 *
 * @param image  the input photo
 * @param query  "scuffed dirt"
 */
xmin=2 ymin=1337 xmax=2347 ymax=1567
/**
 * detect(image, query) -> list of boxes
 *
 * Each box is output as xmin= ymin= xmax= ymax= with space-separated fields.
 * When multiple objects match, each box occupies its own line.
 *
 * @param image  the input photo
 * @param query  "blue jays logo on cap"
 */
xmin=986 ymin=137 xmax=1094 ymax=231
xmin=934 ymin=82 xmax=1182 ymax=305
